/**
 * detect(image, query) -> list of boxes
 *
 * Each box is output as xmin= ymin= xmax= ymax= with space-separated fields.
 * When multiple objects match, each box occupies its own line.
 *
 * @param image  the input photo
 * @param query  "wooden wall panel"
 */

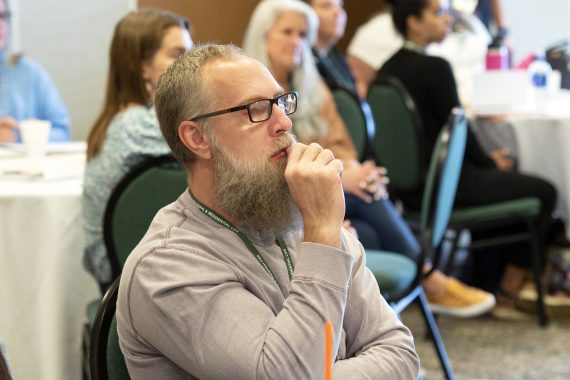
xmin=138 ymin=0 xmax=259 ymax=46
xmin=138 ymin=0 xmax=385 ymax=51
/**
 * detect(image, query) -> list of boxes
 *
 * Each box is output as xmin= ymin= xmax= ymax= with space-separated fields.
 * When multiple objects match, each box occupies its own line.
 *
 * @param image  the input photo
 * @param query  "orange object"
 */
xmin=324 ymin=321 xmax=333 ymax=380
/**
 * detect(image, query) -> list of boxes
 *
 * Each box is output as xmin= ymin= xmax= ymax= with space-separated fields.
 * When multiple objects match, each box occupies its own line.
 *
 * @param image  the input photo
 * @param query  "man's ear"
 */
xmin=178 ymin=120 xmax=213 ymax=160
xmin=407 ymin=15 xmax=422 ymax=38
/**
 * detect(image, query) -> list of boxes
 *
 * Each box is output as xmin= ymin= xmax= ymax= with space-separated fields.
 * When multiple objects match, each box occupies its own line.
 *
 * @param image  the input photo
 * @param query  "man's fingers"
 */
xmin=327 ymin=158 xmax=344 ymax=177
xmin=299 ymin=143 xmax=324 ymax=162
xmin=287 ymin=142 xmax=307 ymax=163
xmin=314 ymin=148 xmax=335 ymax=165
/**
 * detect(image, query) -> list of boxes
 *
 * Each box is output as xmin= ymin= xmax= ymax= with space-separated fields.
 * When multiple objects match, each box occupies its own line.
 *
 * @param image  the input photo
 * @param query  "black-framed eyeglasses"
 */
xmin=190 ymin=92 xmax=298 ymax=123
xmin=0 ymin=11 xmax=11 ymax=21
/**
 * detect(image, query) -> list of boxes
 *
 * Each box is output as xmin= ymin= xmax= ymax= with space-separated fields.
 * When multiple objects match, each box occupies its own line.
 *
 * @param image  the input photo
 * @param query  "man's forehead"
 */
xmin=204 ymin=57 xmax=281 ymax=104
xmin=205 ymin=57 xmax=274 ymax=86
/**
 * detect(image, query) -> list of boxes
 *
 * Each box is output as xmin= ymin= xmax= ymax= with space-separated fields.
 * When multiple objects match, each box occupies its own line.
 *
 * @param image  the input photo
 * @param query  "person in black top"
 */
xmin=378 ymin=0 xmax=562 ymax=312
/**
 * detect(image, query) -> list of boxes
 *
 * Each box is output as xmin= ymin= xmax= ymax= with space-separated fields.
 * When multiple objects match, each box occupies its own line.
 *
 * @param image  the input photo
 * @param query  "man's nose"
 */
xmin=268 ymin=104 xmax=293 ymax=136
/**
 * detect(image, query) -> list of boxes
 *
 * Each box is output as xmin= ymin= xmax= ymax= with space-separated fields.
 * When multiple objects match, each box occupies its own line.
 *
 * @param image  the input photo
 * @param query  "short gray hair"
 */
xmin=155 ymin=44 xmax=245 ymax=167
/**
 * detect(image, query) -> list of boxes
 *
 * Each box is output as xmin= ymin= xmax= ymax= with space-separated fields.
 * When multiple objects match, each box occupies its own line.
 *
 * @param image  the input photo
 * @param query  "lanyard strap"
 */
xmin=187 ymin=188 xmax=294 ymax=285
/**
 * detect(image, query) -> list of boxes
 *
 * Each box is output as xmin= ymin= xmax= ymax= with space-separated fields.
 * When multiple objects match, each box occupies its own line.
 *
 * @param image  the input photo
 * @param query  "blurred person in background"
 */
xmin=377 ymin=0 xmax=567 ymax=317
xmin=346 ymin=0 xmax=401 ymax=99
xmin=82 ymin=8 xmax=192 ymax=293
xmin=0 ymin=0 xmax=70 ymax=143
xmin=244 ymin=0 xmax=495 ymax=318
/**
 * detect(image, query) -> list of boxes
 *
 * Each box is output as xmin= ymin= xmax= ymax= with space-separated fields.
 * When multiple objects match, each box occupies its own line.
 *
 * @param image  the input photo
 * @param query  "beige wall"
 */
xmin=13 ymin=0 xmax=133 ymax=140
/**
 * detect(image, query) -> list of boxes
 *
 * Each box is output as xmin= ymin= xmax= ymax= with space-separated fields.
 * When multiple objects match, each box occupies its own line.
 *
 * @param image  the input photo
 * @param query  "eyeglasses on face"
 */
xmin=0 ymin=12 xmax=11 ymax=21
xmin=190 ymin=92 xmax=298 ymax=123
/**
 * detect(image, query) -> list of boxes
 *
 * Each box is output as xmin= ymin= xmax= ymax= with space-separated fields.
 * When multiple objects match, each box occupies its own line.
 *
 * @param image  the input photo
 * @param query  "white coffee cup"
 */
xmin=19 ymin=119 xmax=51 ymax=159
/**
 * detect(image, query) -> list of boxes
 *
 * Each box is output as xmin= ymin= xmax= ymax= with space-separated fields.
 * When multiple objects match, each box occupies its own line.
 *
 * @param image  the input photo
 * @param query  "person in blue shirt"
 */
xmin=0 ymin=0 xmax=70 ymax=143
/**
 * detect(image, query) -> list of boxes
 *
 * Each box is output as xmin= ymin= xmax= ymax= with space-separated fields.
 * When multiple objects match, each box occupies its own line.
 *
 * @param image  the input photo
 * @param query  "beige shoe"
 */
xmin=491 ymin=289 xmax=535 ymax=321
xmin=491 ymin=304 xmax=535 ymax=322
xmin=427 ymin=278 xmax=496 ymax=318
xmin=517 ymin=288 xmax=570 ymax=319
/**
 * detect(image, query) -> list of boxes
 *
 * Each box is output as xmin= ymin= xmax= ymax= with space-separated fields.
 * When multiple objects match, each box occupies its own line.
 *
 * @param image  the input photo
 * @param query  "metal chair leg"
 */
xmin=527 ymin=221 xmax=548 ymax=327
xmin=443 ymin=230 xmax=462 ymax=275
xmin=417 ymin=288 xmax=456 ymax=380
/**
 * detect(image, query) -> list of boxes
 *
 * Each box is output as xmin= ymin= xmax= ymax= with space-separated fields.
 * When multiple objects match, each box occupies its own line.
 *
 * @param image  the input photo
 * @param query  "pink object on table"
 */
xmin=486 ymin=46 xmax=510 ymax=70
xmin=516 ymin=53 xmax=536 ymax=70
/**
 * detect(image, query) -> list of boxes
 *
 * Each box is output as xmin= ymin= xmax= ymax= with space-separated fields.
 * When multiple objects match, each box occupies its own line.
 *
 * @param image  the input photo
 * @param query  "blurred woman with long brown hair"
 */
xmin=82 ymin=9 xmax=192 ymax=293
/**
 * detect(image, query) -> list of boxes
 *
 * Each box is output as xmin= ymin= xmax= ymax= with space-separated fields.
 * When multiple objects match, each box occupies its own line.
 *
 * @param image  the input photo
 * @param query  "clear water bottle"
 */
xmin=528 ymin=50 xmax=552 ymax=111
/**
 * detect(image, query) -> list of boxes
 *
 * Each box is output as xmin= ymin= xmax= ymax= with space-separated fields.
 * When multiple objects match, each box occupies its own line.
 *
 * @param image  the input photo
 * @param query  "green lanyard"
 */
xmin=187 ymin=188 xmax=295 ymax=287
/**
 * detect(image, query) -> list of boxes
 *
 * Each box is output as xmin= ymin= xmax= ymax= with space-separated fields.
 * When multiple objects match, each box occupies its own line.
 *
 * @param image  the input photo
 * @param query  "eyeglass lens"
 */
xmin=249 ymin=93 xmax=297 ymax=122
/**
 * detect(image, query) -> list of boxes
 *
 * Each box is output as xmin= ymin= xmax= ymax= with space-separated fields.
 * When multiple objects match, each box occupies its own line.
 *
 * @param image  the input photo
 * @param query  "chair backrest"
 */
xmin=331 ymin=86 xmax=371 ymax=161
xmin=90 ymin=277 xmax=130 ymax=380
xmin=390 ymin=107 xmax=467 ymax=300
xmin=420 ymin=108 xmax=468 ymax=255
xmin=367 ymin=75 xmax=426 ymax=192
xmin=103 ymin=155 xmax=187 ymax=278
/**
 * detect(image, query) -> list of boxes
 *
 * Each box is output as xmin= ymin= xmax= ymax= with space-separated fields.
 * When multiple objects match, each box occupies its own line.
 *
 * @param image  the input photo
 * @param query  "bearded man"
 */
xmin=116 ymin=44 xmax=419 ymax=380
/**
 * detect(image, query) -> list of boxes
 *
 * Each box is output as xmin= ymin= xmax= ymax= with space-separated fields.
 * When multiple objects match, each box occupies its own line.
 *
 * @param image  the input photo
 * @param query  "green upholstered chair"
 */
xmin=367 ymin=76 xmax=425 ymax=194
xmin=366 ymin=108 xmax=468 ymax=380
xmin=83 ymin=155 xmax=187 ymax=379
xmin=90 ymin=277 xmax=130 ymax=380
xmin=103 ymin=155 xmax=187 ymax=278
xmin=331 ymin=86 xmax=373 ymax=162
xmin=367 ymin=75 xmax=547 ymax=326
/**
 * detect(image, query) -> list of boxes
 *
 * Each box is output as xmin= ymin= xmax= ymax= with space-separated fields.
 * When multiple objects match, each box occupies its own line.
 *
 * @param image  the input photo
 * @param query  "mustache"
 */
xmin=270 ymin=133 xmax=297 ymax=157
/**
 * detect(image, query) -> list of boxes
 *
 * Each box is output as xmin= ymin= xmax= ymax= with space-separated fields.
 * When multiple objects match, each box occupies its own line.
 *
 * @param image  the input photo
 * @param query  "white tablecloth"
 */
xmin=0 ymin=149 xmax=99 ymax=380
xmin=474 ymin=90 xmax=570 ymax=238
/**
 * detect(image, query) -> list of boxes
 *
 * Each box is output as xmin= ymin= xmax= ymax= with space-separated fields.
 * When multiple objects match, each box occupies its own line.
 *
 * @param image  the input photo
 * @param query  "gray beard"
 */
xmin=211 ymin=133 xmax=302 ymax=237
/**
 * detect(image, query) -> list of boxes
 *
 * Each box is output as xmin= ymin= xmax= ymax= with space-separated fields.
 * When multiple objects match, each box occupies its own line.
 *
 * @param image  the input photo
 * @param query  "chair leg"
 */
xmin=527 ymin=221 xmax=548 ymax=327
xmin=443 ymin=230 xmax=462 ymax=275
xmin=82 ymin=323 xmax=91 ymax=380
xmin=417 ymin=288 xmax=455 ymax=380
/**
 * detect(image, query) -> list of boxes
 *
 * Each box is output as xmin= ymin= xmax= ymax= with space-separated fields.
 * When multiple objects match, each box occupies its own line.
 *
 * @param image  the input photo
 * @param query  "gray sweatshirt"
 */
xmin=117 ymin=190 xmax=420 ymax=379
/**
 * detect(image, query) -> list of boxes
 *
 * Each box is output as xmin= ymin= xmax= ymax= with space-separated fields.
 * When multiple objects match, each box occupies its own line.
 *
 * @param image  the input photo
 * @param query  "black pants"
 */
xmin=455 ymin=163 xmax=556 ymax=265
xmin=399 ymin=163 xmax=557 ymax=291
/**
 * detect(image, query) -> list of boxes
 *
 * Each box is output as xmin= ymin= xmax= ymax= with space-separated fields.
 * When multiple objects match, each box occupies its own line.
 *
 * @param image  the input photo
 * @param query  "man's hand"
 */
xmin=342 ymin=160 xmax=389 ymax=203
xmin=0 ymin=117 xmax=17 ymax=143
xmin=490 ymin=148 xmax=515 ymax=171
xmin=285 ymin=143 xmax=345 ymax=248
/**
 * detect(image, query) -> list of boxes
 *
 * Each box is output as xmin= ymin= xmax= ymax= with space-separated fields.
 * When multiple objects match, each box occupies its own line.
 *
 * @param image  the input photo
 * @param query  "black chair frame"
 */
xmin=90 ymin=277 xmax=121 ymax=380
xmin=445 ymin=213 xmax=547 ymax=326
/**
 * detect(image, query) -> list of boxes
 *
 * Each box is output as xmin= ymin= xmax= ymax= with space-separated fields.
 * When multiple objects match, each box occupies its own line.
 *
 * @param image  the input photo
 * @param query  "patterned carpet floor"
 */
xmin=401 ymin=305 xmax=570 ymax=379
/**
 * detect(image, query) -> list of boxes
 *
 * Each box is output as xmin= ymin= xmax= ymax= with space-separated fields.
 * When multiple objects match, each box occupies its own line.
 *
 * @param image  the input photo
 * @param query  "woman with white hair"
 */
xmin=243 ymin=0 xmax=495 ymax=318
xmin=243 ymin=0 xmax=410 ymax=253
